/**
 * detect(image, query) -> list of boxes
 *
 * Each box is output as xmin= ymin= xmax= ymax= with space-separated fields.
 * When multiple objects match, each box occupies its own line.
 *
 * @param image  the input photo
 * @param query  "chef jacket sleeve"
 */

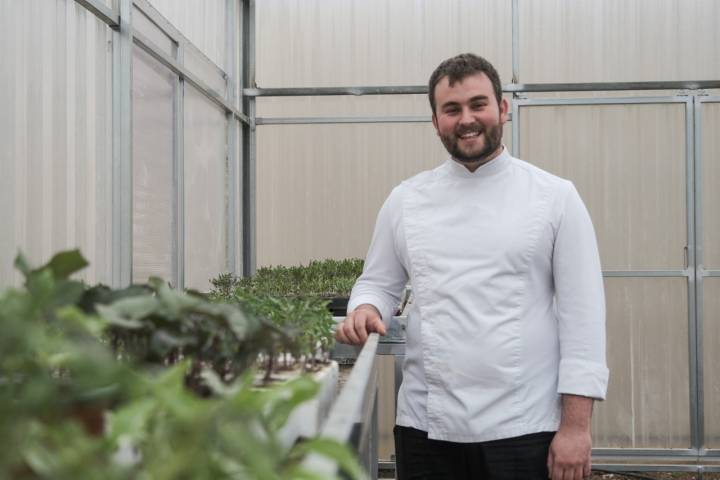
xmin=553 ymin=182 xmax=609 ymax=400
xmin=348 ymin=186 xmax=409 ymax=324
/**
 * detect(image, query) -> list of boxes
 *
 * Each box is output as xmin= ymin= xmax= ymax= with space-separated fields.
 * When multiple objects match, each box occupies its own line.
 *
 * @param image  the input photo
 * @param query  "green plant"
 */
xmin=212 ymin=258 xmax=364 ymax=299
xmin=0 ymin=250 xmax=364 ymax=479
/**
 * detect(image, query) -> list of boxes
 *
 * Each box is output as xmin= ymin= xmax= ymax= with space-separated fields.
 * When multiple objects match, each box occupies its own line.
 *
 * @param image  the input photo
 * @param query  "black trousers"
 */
xmin=394 ymin=426 xmax=555 ymax=480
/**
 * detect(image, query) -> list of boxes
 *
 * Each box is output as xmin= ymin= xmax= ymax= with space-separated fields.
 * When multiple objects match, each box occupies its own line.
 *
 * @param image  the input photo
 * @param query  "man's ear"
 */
xmin=500 ymin=97 xmax=510 ymax=124
xmin=431 ymin=113 xmax=439 ymax=134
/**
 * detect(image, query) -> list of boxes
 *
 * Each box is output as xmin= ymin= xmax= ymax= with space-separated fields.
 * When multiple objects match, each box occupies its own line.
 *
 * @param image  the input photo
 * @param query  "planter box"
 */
xmin=277 ymin=361 xmax=339 ymax=448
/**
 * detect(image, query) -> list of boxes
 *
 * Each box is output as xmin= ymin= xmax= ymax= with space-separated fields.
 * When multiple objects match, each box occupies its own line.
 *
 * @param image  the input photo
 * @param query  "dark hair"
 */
xmin=428 ymin=53 xmax=503 ymax=114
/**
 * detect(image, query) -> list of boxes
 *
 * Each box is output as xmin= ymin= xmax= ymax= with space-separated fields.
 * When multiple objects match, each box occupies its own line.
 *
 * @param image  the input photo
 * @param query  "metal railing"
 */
xmin=305 ymin=333 xmax=380 ymax=479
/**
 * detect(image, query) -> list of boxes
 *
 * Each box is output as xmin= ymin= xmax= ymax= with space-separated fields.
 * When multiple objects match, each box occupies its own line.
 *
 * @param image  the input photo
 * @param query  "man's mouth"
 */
xmin=458 ymin=131 xmax=482 ymax=140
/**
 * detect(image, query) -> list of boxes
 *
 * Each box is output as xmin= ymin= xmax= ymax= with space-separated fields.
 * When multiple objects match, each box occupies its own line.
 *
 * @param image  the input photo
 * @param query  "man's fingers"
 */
xmin=354 ymin=311 xmax=368 ymax=343
xmin=369 ymin=315 xmax=387 ymax=335
xmin=334 ymin=307 xmax=385 ymax=345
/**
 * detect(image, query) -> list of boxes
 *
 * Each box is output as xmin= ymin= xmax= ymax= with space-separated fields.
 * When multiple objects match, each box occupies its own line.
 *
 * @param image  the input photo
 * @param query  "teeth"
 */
xmin=459 ymin=132 xmax=480 ymax=138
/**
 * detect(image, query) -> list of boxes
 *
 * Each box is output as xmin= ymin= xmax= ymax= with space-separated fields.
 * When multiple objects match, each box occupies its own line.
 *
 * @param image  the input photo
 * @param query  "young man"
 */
xmin=336 ymin=53 xmax=608 ymax=480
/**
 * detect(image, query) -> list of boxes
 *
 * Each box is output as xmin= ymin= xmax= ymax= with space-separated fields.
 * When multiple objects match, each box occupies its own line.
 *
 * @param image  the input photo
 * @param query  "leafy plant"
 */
xmin=0 ymin=250 xmax=364 ymax=479
xmin=212 ymin=258 xmax=364 ymax=299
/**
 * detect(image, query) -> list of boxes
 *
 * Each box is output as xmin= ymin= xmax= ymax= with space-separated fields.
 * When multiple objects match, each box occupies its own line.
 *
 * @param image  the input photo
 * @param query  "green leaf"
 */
xmin=96 ymin=304 xmax=144 ymax=329
xmin=291 ymin=437 xmax=366 ymax=480
xmin=43 ymin=249 xmax=89 ymax=280
xmin=14 ymin=252 xmax=32 ymax=277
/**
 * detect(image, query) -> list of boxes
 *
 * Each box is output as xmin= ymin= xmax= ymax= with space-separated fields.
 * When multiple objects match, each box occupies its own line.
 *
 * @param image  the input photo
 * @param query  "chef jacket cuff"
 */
xmin=348 ymin=294 xmax=394 ymax=325
xmin=557 ymin=358 xmax=609 ymax=400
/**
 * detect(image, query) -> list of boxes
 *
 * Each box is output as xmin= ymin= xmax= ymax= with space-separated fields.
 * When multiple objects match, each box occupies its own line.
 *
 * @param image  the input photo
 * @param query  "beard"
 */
xmin=439 ymin=122 xmax=504 ymax=165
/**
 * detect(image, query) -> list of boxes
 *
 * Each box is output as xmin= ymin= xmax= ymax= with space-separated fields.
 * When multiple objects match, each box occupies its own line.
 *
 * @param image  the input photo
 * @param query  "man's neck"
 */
xmin=454 ymin=145 xmax=504 ymax=172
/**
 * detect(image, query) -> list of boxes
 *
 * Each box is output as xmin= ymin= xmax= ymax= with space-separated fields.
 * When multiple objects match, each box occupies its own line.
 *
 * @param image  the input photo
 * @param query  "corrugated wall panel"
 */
xmin=256 ymin=0 xmax=512 ymax=87
xmin=520 ymin=0 xmax=720 ymax=83
xmin=0 ymin=0 xmax=112 ymax=287
xmin=145 ymin=0 xmax=227 ymax=71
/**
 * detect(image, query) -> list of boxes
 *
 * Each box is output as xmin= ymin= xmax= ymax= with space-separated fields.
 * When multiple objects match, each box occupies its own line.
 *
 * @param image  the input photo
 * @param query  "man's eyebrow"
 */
xmin=440 ymin=95 xmax=490 ymax=109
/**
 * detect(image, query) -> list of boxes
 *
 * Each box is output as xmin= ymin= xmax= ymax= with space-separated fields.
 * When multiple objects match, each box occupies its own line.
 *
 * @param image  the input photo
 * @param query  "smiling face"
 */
xmin=431 ymin=72 xmax=509 ymax=171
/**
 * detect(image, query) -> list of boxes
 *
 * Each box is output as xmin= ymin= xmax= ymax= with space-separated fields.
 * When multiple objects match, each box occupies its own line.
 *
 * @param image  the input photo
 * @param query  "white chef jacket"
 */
xmin=348 ymin=147 xmax=609 ymax=443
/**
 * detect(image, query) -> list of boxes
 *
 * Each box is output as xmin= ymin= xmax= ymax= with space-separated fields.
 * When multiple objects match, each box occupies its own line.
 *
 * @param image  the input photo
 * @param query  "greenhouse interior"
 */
xmin=2 ymin=0 xmax=720 ymax=479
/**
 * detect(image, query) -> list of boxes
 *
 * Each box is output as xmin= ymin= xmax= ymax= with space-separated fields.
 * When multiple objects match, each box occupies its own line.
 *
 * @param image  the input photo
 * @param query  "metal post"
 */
xmin=685 ymin=95 xmax=700 ymax=451
xmin=692 ymin=94 xmax=705 ymax=451
xmin=226 ymin=0 xmax=239 ymax=276
xmin=111 ymin=0 xmax=132 ymax=287
xmin=174 ymin=43 xmax=185 ymax=289
xmin=511 ymin=0 xmax=519 ymax=84
xmin=241 ymin=0 xmax=256 ymax=277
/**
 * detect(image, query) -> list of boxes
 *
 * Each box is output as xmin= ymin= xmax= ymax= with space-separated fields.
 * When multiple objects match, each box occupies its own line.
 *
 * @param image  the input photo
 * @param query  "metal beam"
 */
xmin=241 ymin=0 xmax=257 ymax=277
xmin=244 ymin=85 xmax=427 ymax=97
xmin=111 ymin=0 xmax=133 ymax=287
xmin=132 ymin=31 xmax=251 ymax=126
xmin=256 ymin=115 xmax=432 ymax=125
xmin=74 ymin=0 xmax=119 ymax=28
xmin=244 ymin=80 xmax=720 ymax=98
xmin=226 ymin=0 xmax=240 ymax=277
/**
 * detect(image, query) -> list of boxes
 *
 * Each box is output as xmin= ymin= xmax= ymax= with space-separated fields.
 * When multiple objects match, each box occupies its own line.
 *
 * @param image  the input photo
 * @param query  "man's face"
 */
xmin=431 ymin=73 xmax=509 ymax=169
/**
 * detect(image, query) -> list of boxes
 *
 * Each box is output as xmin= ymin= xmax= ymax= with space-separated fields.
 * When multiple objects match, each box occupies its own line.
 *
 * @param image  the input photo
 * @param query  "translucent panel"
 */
xmin=519 ymin=104 xmax=687 ymax=270
xmin=701 ymin=102 xmax=720 ymax=268
xmin=256 ymin=0 xmax=512 ymax=88
xmin=704 ymin=277 xmax=720 ymax=448
xmin=132 ymin=47 xmax=176 ymax=284
xmin=593 ymin=277 xmax=690 ymax=448
xmin=145 ymin=0 xmax=227 ymax=71
xmin=519 ymin=0 xmax=720 ymax=83
xmin=256 ymin=122 xmax=512 ymax=267
xmin=184 ymin=85 xmax=227 ymax=291
xmin=0 ymin=0 xmax=113 ymax=287
xmin=133 ymin=5 xmax=175 ymax=57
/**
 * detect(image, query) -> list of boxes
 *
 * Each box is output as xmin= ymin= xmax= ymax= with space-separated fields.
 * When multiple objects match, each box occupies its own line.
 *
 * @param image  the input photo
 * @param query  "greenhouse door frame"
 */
xmin=508 ymin=92 xmax=720 ymax=471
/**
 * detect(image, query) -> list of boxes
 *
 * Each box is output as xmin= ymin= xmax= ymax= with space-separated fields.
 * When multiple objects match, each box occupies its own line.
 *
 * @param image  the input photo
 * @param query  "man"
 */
xmin=335 ymin=53 xmax=608 ymax=480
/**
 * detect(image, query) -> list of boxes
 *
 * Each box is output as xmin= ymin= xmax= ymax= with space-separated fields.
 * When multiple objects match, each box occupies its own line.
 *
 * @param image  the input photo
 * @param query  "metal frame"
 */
xmin=695 ymin=95 xmax=720 ymax=457
xmin=241 ymin=0 xmax=257 ymax=277
xmin=110 ymin=0 xmax=133 ymax=288
xmin=310 ymin=333 xmax=380 ymax=478
xmin=513 ymin=94 xmax=707 ymax=461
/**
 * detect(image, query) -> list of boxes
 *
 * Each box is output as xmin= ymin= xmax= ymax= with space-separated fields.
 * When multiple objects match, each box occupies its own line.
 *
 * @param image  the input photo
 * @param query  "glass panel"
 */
xmin=255 ymin=122 xmax=512 ymax=267
xmin=132 ymin=47 xmax=176 ymax=284
xmin=184 ymin=85 xmax=227 ymax=291
xmin=701 ymin=102 xmax=720 ymax=268
xmin=593 ymin=277 xmax=690 ymax=448
xmin=133 ymin=5 xmax=175 ymax=57
xmin=519 ymin=103 xmax=687 ymax=270
xmin=519 ymin=0 xmax=720 ymax=83
xmin=256 ymin=0 xmax=512 ymax=88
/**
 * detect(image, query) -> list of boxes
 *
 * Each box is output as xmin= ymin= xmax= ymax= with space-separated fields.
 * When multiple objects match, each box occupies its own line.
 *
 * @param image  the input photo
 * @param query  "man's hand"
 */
xmin=547 ymin=395 xmax=594 ymax=480
xmin=335 ymin=304 xmax=386 ymax=345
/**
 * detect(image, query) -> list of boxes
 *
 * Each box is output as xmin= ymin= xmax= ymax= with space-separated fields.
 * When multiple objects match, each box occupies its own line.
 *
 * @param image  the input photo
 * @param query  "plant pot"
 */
xmin=326 ymin=297 xmax=349 ymax=317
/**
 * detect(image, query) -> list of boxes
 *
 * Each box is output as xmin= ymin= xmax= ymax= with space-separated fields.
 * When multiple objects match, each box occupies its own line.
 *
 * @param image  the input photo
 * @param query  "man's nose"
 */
xmin=459 ymin=107 xmax=474 ymax=125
